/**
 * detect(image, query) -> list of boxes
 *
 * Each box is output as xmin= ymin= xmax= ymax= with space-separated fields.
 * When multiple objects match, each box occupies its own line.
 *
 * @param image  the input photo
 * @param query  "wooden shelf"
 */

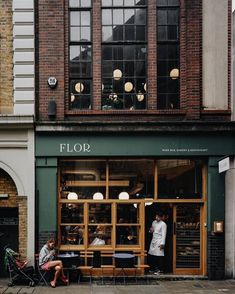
xmin=65 ymin=180 xmax=129 ymax=187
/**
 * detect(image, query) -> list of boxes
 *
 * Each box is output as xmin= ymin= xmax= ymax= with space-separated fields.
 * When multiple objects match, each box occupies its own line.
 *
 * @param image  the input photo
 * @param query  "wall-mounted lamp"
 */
xmin=213 ymin=221 xmax=224 ymax=233
xmin=47 ymin=76 xmax=58 ymax=89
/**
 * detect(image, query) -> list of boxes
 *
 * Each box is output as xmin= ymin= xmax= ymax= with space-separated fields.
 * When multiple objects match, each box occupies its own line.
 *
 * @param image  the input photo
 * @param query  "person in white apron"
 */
xmin=148 ymin=211 xmax=167 ymax=274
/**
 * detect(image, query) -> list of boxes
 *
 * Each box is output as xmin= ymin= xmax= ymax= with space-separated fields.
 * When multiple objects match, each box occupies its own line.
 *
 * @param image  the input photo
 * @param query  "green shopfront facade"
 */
xmin=36 ymin=131 xmax=235 ymax=279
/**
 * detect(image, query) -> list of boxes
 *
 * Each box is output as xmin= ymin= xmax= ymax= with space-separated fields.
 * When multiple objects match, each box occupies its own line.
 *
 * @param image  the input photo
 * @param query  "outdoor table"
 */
xmin=57 ymin=253 xmax=79 ymax=284
xmin=113 ymin=253 xmax=135 ymax=284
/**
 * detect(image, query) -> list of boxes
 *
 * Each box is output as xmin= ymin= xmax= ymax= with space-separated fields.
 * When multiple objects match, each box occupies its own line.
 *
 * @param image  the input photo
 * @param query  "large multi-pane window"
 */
xmin=157 ymin=0 xmax=180 ymax=109
xmin=101 ymin=0 xmax=147 ymax=110
xmin=69 ymin=0 xmax=92 ymax=109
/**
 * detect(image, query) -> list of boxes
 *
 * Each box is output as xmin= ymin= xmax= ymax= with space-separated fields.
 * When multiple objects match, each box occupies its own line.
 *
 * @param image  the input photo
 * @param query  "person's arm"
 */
xmin=39 ymin=246 xmax=54 ymax=266
xmin=159 ymin=222 xmax=167 ymax=249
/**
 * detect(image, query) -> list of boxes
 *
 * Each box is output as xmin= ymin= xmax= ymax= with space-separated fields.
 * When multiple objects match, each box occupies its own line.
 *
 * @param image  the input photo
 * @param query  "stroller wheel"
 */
xmin=8 ymin=282 xmax=14 ymax=287
xmin=29 ymin=281 xmax=35 ymax=287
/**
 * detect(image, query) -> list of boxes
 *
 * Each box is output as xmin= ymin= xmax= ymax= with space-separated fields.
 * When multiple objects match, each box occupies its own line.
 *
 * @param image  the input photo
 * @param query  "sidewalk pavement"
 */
xmin=1 ymin=278 xmax=235 ymax=294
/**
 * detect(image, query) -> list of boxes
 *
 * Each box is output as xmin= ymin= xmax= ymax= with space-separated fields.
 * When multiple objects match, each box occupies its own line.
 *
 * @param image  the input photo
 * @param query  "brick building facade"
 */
xmin=35 ymin=0 xmax=234 ymax=279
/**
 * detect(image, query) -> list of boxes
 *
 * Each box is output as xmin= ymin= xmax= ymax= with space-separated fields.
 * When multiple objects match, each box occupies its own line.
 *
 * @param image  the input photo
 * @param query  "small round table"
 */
xmin=57 ymin=253 xmax=79 ymax=284
xmin=113 ymin=253 xmax=135 ymax=284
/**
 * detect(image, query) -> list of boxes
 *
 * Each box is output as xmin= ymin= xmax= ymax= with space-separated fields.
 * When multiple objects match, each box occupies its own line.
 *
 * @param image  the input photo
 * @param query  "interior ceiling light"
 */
xmin=124 ymin=82 xmax=133 ymax=92
xmin=136 ymin=91 xmax=144 ymax=102
xmin=75 ymin=82 xmax=84 ymax=93
xmin=113 ymin=69 xmax=122 ymax=80
xmin=170 ymin=68 xmax=179 ymax=80
xmin=70 ymin=93 xmax=75 ymax=102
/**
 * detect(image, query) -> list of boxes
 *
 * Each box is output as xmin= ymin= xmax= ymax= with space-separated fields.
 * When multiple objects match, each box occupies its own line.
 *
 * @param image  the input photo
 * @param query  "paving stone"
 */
xmin=4 ymin=287 xmax=22 ymax=294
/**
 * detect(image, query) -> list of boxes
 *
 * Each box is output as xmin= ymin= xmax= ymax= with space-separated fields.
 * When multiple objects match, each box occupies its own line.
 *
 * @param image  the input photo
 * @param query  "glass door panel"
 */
xmin=174 ymin=204 xmax=202 ymax=274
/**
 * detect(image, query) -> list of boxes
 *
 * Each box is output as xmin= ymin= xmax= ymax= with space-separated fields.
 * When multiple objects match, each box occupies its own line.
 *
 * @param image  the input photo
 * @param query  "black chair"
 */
xmin=35 ymin=254 xmax=50 ymax=286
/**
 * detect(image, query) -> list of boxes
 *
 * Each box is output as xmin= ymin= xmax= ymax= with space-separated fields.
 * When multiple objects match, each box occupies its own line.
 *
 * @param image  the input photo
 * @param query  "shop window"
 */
xmin=108 ymin=159 xmax=154 ymax=199
xmin=69 ymin=2 xmax=92 ymax=109
xmin=157 ymin=0 xmax=180 ymax=109
xmin=101 ymin=1 xmax=147 ymax=110
xmin=60 ymin=225 xmax=84 ymax=245
xmin=116 ymin=203 xmax=140 ymax=246
xmin=157 ymin=159 xmax=203 ymax=199
xmin=60 ymin=160 xmax=106 ymax=199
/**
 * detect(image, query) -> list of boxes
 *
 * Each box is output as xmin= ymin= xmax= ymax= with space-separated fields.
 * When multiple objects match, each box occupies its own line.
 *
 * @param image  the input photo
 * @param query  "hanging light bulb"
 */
xmin=136 ymin=91 xmax=144 ymax=102
xmin=70 ymin=93 xmax=75 ymax=102
xmin=170 ymin=68 xmax=179 ymax=80
xmin=144 ymin=83 xmax=147 ymax=92
xmin=124 ymin=82 xmax=133 ymax=92
xmin=75 ymin=82 xmax=84 ymax=93
xmin=113 ymin=69 xmax=122 ymax=80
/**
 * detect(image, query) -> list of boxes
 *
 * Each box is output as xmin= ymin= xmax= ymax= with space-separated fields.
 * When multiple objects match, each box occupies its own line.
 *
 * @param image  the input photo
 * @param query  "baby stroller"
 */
xmin=4 ymin=247 xmax=35 ymax=287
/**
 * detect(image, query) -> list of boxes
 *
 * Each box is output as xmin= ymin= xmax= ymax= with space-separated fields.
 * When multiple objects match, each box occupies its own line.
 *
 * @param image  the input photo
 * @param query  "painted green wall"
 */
xmin=207 ymin=157 xmax=225 ymax=231
xmin=36 ymin=158 xmax=57 ymax=231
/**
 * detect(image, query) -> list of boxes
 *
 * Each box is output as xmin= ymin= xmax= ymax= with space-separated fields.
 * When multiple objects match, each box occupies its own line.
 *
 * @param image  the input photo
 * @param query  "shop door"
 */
xmin=173 ymin=204 xmax=203 ymax=275
xmin=0 ymin=208 xmax=19 ymax=277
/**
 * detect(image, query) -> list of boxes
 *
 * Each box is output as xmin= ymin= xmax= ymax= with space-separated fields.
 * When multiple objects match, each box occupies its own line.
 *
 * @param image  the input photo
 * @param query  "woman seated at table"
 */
xmin=39 ymin=238 xmax=68 ymax=288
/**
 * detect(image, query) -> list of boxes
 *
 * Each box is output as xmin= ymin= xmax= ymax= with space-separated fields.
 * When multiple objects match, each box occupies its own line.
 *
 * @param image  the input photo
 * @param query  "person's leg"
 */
xmin=51 ymin=264 xmax=62 ymax=287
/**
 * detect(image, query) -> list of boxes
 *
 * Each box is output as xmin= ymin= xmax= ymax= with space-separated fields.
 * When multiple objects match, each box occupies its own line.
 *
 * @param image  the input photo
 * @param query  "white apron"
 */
xmin=148 ymin=220 xmax=167 ymax=256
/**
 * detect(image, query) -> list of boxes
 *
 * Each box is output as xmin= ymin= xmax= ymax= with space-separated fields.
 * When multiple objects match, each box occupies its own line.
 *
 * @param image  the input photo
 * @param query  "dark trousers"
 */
xmin=148 ymin=254 xmax=164 ymax=272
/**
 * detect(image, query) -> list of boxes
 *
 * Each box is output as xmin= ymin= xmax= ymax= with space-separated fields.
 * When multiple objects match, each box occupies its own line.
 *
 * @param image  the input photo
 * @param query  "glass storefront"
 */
xmin=58 ymin=158 xmax=206 ymax=274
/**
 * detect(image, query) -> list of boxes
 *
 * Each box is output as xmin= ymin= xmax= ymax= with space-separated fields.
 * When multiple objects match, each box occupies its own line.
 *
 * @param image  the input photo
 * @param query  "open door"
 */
xmin=173 ymin=204 xmax=203 ymax=275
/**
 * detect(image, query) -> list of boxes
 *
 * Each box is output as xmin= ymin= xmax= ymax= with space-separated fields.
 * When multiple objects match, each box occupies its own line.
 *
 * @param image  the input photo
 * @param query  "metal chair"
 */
xmin=100 ymin=251 xmax=115 ymax=284
xmin=35 ymin=254 xmax=50 ymax=286
xmin=77 ymin=251 xmax=94 ymax=284
xmin=134 ymin=250 xmax=150 ymax=284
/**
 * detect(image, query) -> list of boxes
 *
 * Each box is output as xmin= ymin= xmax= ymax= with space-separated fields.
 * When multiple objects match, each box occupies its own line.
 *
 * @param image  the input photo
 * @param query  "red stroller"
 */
xmin=4 ymin=247 xmax=35 ymax=287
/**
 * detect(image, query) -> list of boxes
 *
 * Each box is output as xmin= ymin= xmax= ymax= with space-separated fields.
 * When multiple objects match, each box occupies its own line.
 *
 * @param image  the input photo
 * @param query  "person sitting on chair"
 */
xmin=39 ymin=238 xmax=68 ymax=288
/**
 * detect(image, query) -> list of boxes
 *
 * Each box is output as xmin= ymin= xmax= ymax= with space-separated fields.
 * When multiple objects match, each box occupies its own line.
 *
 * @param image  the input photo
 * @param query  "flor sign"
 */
xmin=60 ymin=143 xmax=91 ymax=153
xmin=218 ymin=157 xmax=230 ymax=173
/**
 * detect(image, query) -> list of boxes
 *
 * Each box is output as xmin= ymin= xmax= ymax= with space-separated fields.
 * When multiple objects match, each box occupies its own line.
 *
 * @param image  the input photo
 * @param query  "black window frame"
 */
xmin=69 ymin=2 xmax=93 ymax=110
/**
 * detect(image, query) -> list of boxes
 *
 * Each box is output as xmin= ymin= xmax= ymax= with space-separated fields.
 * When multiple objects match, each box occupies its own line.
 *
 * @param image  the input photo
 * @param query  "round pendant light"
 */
xmin=70 ymin=93 xmax=75 ymax=102
xmin=170 ymin=68 xmax=179 ymax=80
xmin=124 ymin=82 xmax=133 ymax=92
xmin=144 ymin=83 xmax=147 ymax=92
xmin=118 ymin=192 xmax=129 ymax=200
xmin=93 ymin=192 xmax=104 ymax=200
xmin=75 ymin=82 xmax=84 ymax=93
xmin=136 ymin=91 xmax=144 ymax=102
xmin=113 ymin=69 xmax=122 ymax=80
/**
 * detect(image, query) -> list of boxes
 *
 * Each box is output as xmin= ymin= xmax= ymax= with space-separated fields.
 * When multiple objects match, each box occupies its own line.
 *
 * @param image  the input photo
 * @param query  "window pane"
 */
xmin=113 ymin=0 xmax=124 ymax=6
xmin=117 ymin=204 xmax=139 ymax=223
xmin=168 ymin=0 xmax=180 ymax=6
xmin=103 ymin=26 xmax=113 ymax=41
xmin=102 ymin=9 xmax=112 ymax=25
xmin=135 ymin=0 xmax=146 ymax=5
xmin=157 ymin=44 xmax=168 ymax=59
xmin=168 ymin=26 xmax=178 ymax=40
xmin=102 ymin=61 xmax=113 ymax=76
xmin=158 ymin=26 xmax=167 ymax=41
xmin=61 ymin=225 xmax=84 ymax=245
xmin=136 ymin=25 xmax=145 ymax=41
xmin=70 ymin=46 xmax=80 ymax=61
xmin=136 ymin=61 xmax=146 ymax=76
xmin=102 ymin=0 xmax=112 ymax=6
xmin=135 ymin=9 xmax=146 ymax=25
xmin=124 ymin=45 xmax=135 ymax=59
xmin=69 ymin=0 xmax=79 ymax=8
xmin=81 ymin=11 xmax=90 ymax=25
xmin=158 ymin=10 xmax=167 ymax=25
xmin=113 ymin=26 xmax=124 ymax=41
xmin=80 ymin=0 xmax=91 ymax=7
xmin=81 ymin=27 xmax=91 ymax=41
xmin=124 ymin=9 xmax=135 ymax=24
xmin=168 ymin=9 xmax=178 ymax=25
xmin=125 ymin=25 xmax=135 ymax=40
xmin=113 ymin=46 xmax=123 ymax=60
xmin=102 ymin=46 xmax=113 ymax=60
xmin=61 ymin=204 xmax=83 ymax=224
xmin=158 ymin=160 xmax=203 ymax=199
xmin=89 ymin=225 xmax=112 ymax=246
xmin=124 ymin=0 xmax=135 ymax=5
xmin=71 ymin=11 xmax=80 ymax=26
xmin=89 ymin=204 xmax=111 ymax=223
xmin=116 ymin=226 xmax=139 ymax=245
xmin=157 ymin=0 xmax=168 ymax=6
xmin=109 ymin=159 xmax=154 ymax=199
xmin=113 ymin=9 xmax=124 ymax=25
xmin=70 ymin=27 xmax=80 ymax=42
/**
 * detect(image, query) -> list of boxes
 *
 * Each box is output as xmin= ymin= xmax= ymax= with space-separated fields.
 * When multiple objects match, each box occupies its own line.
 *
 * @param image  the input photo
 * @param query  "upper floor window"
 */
xmin=101 ymin=0 xmax=147 ymax=110
xmin=157 ymin=0 xmax=180 ymax=109
xmin=69 ymin=0 xmax=92 ymax=110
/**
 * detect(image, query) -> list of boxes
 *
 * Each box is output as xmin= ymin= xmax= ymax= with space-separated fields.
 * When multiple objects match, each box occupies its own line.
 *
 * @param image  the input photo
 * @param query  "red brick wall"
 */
xmin=36 ymin=0 xmax=231 ymax=122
